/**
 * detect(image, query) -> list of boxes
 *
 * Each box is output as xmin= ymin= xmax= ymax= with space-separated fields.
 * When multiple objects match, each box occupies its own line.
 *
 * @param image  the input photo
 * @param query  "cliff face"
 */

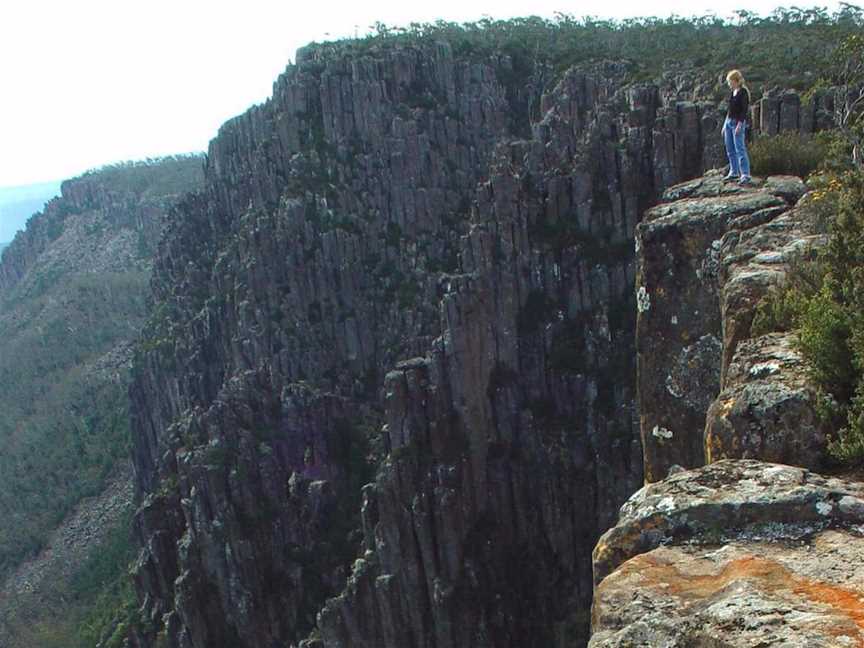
xmin=635 ymin=172 xmax=807 ymax=481
xmin=634 ymin=171 xmax=826 ymax=483
xmin=590 ymin=171 xmax=863 ymax=645
xmin=128 ymin=40 xmax=736 ymax=648
xmin=0 ymin=173 xmax=163 ymax=293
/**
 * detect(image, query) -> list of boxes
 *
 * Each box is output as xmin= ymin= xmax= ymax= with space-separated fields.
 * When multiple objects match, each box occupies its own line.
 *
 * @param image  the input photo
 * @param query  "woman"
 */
xmin=722 ymin=69 xmax=752 ymax=185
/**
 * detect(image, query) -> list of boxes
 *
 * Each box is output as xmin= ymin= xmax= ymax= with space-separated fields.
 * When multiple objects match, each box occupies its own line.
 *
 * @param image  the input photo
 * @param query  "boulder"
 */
xmin=591 ymin=530 xmax=864 ymax=647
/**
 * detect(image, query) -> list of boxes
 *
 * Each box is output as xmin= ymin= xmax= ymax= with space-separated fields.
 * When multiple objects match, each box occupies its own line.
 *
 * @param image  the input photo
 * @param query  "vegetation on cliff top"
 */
xmin=77 ymin=153 xmax=204 ymax=198
xmin=302 ymin=5 xmax=864 ymax=97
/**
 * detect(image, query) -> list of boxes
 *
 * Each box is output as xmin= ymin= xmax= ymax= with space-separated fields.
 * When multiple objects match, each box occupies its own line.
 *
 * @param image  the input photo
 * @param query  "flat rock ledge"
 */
xmin=590 ymin=459 xmax=864 ymax=647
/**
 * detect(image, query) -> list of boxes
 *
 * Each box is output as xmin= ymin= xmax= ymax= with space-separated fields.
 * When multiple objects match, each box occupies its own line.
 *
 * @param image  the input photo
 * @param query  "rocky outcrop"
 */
xmin=755 ymin=87 xmax=846 ymax=136
xmin=751 ymin=85 xmax=859 ymax=136
xmin=635 ymin=165 xmax=835 ymax=484
xmin=593 ymin=164 xmax=852 ymax=646
xmin=590 ymin=460 xmax=864 ymax=647
xmin=635 ymin=171 xmax=809 ymax=482
xmin=0 ymin=165 xmax=190 ymax=294
xmin=705 ymin=333 xmax=830 ymax=471
xmin=702 ymin=194 xmax=830 ymax=469
xmin=128 ymin=37 xmax=746 ymax=648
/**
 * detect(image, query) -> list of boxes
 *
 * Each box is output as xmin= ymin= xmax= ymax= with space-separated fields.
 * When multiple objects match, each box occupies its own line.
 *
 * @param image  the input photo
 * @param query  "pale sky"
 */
xmin=0 ymin=0 xmax=851 ymax=187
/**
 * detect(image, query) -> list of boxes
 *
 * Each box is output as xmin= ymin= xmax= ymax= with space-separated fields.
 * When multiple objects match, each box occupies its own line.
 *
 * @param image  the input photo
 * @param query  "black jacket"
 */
xmin=727 ymin=87 xmax=750 ymax=122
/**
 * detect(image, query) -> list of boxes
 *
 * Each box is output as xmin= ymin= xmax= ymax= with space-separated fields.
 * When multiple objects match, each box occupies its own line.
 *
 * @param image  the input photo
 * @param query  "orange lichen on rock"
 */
xmin=619 ymin=549 xmax=864 ymax=646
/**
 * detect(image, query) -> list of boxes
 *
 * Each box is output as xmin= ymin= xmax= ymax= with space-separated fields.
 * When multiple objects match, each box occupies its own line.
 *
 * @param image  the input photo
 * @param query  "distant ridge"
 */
xmin=0 ymin=181 xmax=62 ymax=243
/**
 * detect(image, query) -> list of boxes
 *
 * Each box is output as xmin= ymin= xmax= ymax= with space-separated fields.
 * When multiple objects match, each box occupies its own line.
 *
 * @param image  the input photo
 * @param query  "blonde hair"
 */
xmin=726 ymin=69 xmax=750 ymax=98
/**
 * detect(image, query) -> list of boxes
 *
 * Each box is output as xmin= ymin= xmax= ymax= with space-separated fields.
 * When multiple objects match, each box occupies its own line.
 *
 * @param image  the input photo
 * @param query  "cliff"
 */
xmin=126 ymin=37 xmax=746 ymax=647
xmin=634 ymin=170 xmax=820 ymax=482
xmin=124 ymin=23 xmax=863 ymax=648
xmin=590 ymin=170 xmax=864 ymax=645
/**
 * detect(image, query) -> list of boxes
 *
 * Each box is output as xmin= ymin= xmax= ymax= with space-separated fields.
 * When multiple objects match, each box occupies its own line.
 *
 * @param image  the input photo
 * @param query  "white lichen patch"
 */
xmin=698 ymin=242 xmax=721 ymax=282
xmin=655 ymin=496 xmax=677 ymax=513
xmin=637 ymin=286 xmax=651 ymax=313
xmin=763 ymin=464 xmax=797 ymax=481
xmin=671 ymin=315 xmax=678 ymax=325
xmin=652 ymin=425 xmax=674 ymax=440
xmin=666 ymin=376 xmax=683 ymax=398
xmin=749 ymin=361 xmax=781 ymax=378
xmin=816 ymin=501 xmax=833 ymax=516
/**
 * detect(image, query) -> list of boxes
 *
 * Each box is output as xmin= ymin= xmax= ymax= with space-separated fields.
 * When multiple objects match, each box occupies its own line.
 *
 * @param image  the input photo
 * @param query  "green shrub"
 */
xmin=797 ymin=285 xmax=856 ymax=402
xmin=827 ymin=386 xmax=864 ymax=463
xmin=750 ymin=249 xmax=826 ymax=336
xmin=750 ymin=284 xmax=810 ymax=336
xmin=749 ymin=131 xmax=834 ymax=178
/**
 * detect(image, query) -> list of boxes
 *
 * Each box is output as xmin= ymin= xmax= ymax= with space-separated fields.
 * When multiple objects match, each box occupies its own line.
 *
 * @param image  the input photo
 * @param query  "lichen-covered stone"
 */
xmin=716 ymin=198 xmax=823 ymax=384
xmin=635 ymin=171 xmax=797 ymax=482
xmin=590 ymin=460 xmax=864 ymax=647
xmin=590 ymin=530 xmax=864 ymax=648
xmin=697 ymin=191 xmax=830 ymax=470
xmin=704 ymin=333 xmax=829 ymax=470
xmin=592 ymin=459 xmax=864 ymax=586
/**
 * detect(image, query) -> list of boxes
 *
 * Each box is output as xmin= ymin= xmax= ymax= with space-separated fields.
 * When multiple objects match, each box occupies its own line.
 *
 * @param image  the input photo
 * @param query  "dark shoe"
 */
xmin=722 ymin=173 xmax=739 ymax=182
xmin=737 ymin=175 xmax=753 ymax=185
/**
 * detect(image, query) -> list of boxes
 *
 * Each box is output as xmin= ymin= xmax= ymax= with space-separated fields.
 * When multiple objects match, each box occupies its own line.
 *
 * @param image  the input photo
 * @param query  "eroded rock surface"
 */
xmin=591 ymin=531 xmax=864 ymax=648
xmin=716 ymin=196 xmax=824 ymax=383
xmin=705 ymin=333 xmax=829 ymax=470
xmin=590 ymin=460 xmax=864 ymax=647
xmin=701 ymin=196 xmax=830 ymax=470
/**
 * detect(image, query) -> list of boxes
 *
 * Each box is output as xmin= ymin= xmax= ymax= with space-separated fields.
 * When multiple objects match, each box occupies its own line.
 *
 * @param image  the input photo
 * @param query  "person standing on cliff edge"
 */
xmin=722 ymin=69 xmax=753 ymax=185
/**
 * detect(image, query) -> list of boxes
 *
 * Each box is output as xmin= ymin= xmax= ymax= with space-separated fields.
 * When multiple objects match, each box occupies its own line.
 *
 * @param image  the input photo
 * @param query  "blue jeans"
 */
xmin=723 ymin=116 xmax=750 ymax=177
